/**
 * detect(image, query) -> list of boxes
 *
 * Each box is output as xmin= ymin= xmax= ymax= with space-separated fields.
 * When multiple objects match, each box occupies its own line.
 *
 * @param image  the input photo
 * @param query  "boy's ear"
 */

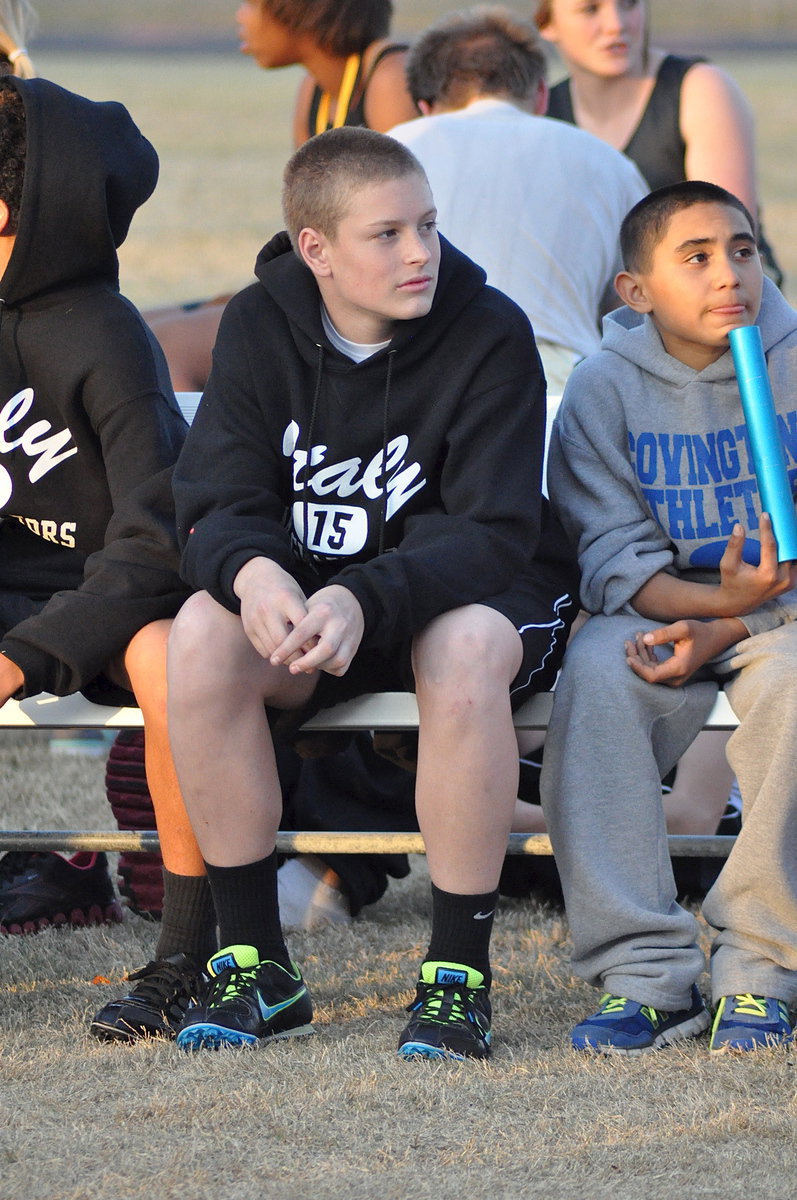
xmin=614 ymin=269 xmax=654 ymax=314
xmin=297 ymin=226 xmax=333 ymax=278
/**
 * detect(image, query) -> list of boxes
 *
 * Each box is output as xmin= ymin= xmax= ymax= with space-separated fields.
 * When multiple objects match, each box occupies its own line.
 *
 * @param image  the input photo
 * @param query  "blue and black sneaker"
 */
xmin=710 ymin=994 xmax=792 ymax=1052
xmin=398 ymin=961 xmax=492 ymax=1061
xmin=571 ymin=984 xmax=709 ymax=1055
xmin=176 ymin=945 xmax=314 ymax=1051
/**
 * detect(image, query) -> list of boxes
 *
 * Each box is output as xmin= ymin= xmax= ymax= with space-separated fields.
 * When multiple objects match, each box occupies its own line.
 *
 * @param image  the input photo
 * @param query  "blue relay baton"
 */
xmin=729 ymin=324 xmax=797 ymax=562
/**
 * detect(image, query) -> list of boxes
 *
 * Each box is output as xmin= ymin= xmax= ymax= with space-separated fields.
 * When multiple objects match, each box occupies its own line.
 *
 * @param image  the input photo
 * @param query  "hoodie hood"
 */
xmin=1 ymin=76 xmax=158 ymax=307
xmin=253 ymin=229 xmax=487 ymax=364
xmin=600 ymin=276 xmax=797 ymax=385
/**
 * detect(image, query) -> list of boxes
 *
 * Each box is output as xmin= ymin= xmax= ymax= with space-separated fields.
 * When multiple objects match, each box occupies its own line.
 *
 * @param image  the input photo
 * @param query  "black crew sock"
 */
xmin=155 ymin=869 xmax=217 ymax=965
xmin=203 ymin=851 xmax=291 ymax=969
xmin=423 ymin=882 xmax=498 ymax=989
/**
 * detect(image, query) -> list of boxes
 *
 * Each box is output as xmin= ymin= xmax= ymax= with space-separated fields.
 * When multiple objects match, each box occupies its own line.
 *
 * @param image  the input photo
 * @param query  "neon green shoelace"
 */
xmin=419 ymin=986 xmax=470 ymax=1026
xmin=599 ymin=993 xmax=662 ymax=1025
xmin=729 ymin=994 xmax=769 ymax=1018
xmin=211 ymin=967 xmax=259 ymax=1004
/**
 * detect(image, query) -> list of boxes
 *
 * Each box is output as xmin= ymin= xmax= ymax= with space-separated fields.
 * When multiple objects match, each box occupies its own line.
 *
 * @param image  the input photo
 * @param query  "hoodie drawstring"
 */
xmin=378 ymin=350 xmax=396 ymax=556
xmin=301 ymin=343 xmax=395 ymax=562
xmin=299 ymin=343 xmax=325 ymax=565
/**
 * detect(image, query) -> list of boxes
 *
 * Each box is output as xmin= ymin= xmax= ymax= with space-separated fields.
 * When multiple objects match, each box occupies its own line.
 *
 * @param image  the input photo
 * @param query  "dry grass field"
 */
xmin=2 ymin=736 xmax=797 ymax=1200
xmin=1 ymin=35 xmax=797 ymax=1200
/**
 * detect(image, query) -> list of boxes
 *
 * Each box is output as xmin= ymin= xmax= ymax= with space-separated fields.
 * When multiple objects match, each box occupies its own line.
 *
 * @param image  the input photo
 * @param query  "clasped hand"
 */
xmin=625 ymin=618 xmax=743 ymax=688
xmin=234 ymin=558 xmax=364 ymax=676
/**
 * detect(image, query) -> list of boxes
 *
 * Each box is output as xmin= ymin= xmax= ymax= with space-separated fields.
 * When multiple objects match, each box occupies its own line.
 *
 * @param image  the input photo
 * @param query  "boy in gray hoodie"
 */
xmin=543 ymin=180 xmax=797 ymax=1054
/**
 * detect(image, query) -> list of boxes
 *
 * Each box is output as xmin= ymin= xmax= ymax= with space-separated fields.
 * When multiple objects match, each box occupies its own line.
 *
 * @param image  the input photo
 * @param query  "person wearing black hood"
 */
xmin=168 ymin=126 xmax=579 ymax=1059
xmin=0 ymin=77 xmax=217 ymax=1025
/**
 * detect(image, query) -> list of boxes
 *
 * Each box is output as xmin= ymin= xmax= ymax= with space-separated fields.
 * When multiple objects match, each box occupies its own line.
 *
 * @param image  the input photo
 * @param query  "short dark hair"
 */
xmin=620 ymin=180 xmax=757 ymax=274
xmin=259 ymin=0 xmax=392 ymax=58
xmin=282 ymin=126 xmax=426 ymax=251
xmin=0 ymin=77 xmax=25 ymax=232
xmin=407 ymin=6 xmax=547 ymax=108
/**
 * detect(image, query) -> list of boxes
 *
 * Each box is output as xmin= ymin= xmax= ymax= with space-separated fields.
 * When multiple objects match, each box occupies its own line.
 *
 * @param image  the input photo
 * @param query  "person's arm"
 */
xmin=680 ymin=62 xmax=757 ymax=213
xmin=172 ymin=302 xmax=299 ymax=607
xmin=361 ymin=48 xmax=419 ymax=133
xmin=0 ymin=652 xmax=24 ymax=707
xmin=631 ymin=515 xmax=797 ymax=621
xmin=547 ymin=362 xmax=677 ymax=616
xmin=625 ymin=515 xmax=797 ymax=687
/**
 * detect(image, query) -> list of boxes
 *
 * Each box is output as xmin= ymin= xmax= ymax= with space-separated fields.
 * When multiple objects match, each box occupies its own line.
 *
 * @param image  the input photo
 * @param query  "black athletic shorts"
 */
xmin=272 ymin=557 xmax=579 ymax=746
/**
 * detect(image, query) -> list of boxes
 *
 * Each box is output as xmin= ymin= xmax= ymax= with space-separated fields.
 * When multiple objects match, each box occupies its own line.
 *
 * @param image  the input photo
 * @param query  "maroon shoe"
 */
xmin=0 ymin=850 xmax=122 ymax=934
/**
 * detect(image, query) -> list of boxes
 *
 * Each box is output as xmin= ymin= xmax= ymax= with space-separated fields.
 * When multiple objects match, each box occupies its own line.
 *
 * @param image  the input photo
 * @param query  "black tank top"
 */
xmin=547 ymin=54 xmax=784 ymax=287
xmin=547 ymin=54 xmax=704 ymax=192
xmin=307 ymin=43 xmax=409 ymax=138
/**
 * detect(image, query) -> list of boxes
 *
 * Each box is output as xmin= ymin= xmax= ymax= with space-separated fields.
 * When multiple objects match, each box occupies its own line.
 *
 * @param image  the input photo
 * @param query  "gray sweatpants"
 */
xmin=540 ymin=613 xmax=797 ymax=1010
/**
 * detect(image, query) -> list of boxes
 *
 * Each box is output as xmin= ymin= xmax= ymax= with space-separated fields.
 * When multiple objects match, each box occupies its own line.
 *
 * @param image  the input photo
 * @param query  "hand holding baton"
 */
xmin=729 ymin=324 xmax=797 ymax=562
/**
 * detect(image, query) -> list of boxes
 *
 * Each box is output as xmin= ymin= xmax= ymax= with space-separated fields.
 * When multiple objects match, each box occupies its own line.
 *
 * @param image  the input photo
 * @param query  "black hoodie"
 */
xmin=0 ymin=77 xmax=189 ymax=696
xmin=174 ymin=232 xmax=567 ymax=651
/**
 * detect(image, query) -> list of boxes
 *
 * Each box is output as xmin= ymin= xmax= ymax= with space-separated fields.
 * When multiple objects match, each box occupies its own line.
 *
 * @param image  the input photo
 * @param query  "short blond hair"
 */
xmin=282 ymin=126 xmax=426 ymax=251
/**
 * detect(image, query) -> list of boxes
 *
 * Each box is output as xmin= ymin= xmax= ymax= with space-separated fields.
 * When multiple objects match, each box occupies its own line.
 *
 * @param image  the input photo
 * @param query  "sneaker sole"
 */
xmin=0 ymin=900 xmax=124 ymax=936
xmin=176 ymin=1022 xmax=315 ymax=1051
xmin=573 ymin=1009 xmax=710 ymax=1056
xmin=89 ymin=1019 xmax=175 ymax=1045
xmin=397 ymin=1039 xmax=489 ymax=1062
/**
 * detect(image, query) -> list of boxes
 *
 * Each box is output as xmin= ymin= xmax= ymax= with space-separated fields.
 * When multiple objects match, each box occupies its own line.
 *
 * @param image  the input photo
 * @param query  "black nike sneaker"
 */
xmin=398 ymin=961 xmax=492 ymax=1060
xmin=176 ymin=945 xmax=315 ymax=1051
xmin=0 ymin=850 xmax=122 ymax=934
xmin=90 ymin=953 xmax=206 ymax=1043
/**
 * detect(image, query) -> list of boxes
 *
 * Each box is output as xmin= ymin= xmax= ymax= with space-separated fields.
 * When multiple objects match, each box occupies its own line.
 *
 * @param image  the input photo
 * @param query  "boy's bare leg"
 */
xmin=166 ymin=591 xmax=317 ymax=867
xmin=413 ymin=604 xmax=522 ymax=893
xmin=119 ymin=619 xmax=205 ymax=875
xmin=165 ymin=591 xmax=321 ymax=1052
xmin=91 ymin=616 xmax=221 ymax=1042
xmin=396 ymin=604 xmax=522 ymax=1060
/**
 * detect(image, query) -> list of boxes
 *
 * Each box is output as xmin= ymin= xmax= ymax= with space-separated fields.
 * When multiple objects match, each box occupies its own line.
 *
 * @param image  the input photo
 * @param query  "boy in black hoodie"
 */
xmin=169 ymin=127 xmax=578 ymax=1059
xmin=0 ymin=77 xmax=217 ymax=1021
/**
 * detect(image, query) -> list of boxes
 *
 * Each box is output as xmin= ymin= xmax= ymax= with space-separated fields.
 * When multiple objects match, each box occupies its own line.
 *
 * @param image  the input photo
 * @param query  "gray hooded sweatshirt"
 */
xmin=547 ymin=277 xmax=797 ymax=638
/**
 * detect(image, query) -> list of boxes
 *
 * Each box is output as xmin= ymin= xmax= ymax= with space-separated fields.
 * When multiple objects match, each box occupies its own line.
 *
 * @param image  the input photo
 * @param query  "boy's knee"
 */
xmin=123 ymin=619 xmax=171 ymax=712
xmin=413 ymin=605 xmax=519 ymax=692
xmin=169 ymin=591 xmax=231 ymax=664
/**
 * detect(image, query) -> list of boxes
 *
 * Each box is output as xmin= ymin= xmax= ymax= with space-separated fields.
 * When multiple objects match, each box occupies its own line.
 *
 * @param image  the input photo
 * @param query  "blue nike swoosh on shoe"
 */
xmin=257 ymin=985 xmax=308 ymax=1022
